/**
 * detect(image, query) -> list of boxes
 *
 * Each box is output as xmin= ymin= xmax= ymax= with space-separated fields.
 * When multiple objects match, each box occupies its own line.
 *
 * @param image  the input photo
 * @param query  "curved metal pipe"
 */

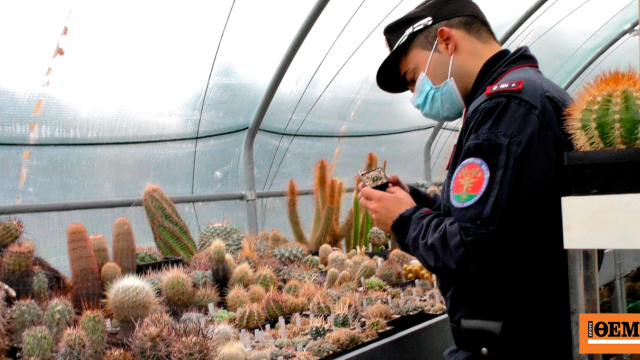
xmin=499 ymin=0 xmax=548 ymax=45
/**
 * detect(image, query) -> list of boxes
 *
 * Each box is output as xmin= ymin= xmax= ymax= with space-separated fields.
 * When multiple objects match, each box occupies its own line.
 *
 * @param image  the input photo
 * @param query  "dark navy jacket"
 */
xmin=391 ymin=47 xmax=573 ymax=357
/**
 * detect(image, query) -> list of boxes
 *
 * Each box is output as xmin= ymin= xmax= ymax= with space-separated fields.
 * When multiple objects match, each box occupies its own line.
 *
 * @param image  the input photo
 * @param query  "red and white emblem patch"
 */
xmin=485 ymin=80 xmax=523 ymax=95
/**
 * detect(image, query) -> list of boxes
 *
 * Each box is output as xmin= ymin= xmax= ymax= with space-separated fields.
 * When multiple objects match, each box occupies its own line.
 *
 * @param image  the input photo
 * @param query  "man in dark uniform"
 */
xmin=358 ymin=0 xmax=574 ymax=358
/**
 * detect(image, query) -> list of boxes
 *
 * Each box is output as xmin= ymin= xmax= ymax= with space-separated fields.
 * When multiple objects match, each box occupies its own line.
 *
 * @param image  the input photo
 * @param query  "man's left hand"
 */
xmin=358 ymin=185 xmax=417 ymax=233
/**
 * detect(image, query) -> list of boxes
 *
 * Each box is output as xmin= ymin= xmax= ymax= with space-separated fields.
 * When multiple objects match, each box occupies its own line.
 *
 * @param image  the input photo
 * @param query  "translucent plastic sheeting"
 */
xmin=0 ymin=1 xmax=231 ymax=144
xmin=567 ymin=32 xmax=640 ymax=94
xmin=505 ymin=0 xmax=639 ymax=87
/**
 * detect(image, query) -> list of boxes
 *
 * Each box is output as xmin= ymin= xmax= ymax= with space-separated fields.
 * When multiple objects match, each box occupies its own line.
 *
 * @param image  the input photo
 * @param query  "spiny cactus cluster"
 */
xmin=0 ymin=219 xmax=22 ymax=251
xmin=105 ymin=274 xmax=158 ymax=324
xmin=136 ymin=247 xmax=163 ymax=264
xmin=198 ymin=223 xmax=241 ymax=252
xmin=273 ymin=245 xmax=307 ymax=264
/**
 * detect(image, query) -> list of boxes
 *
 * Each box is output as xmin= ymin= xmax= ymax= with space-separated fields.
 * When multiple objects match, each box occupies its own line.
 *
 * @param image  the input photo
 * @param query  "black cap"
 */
xmin=376 ymin=0 xmax=489 ymax=93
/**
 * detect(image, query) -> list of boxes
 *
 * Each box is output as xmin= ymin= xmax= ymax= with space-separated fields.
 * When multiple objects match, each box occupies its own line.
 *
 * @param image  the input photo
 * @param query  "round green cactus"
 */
xmin=79 ymin=310 xmax=107 ymax=360
xmin=22 ymin=326 xmax=55 ymax=360
xmin=43 ymin=297 xmax=74 ymax=340
xmin=262 ymin=290 xmax=288 ymax=320
xmin=193 ymin=286 xmax=220 ymax=312
xmin=160 ymin=267 xmax=195 ymax=313
xmin=355 ymin=260 xmax=377 ymax=281
xmin=58 ymin=327 xmax=90 ymax=360
xmin=105 ymin=274 xmax=158 ymax=324
xmin=333 ymin=313 xmax=350 ymax=328
xmin=253 ymin=267 xmax=278 ymax=291
xmin=10 ymin=299 xmax=42 ymax=345
xmin=229 ymin=263 xmax=253 ymax=288
xmin=364 ymin=276 xmax=387 ymax=291
xmin=136 ymin=247 xmax=163 ymax=264
xmin=235 ymin=304 xmax=266 ymax=329
xmin=301 ymin=255 xmax=320 ymax=270
xmin=273 ymin=245 xmax=306 ymax=264
xmin=198 ymin=223 xmax=240 ymax=252
xmin=225 ymin=286 xmax=249 ymax=313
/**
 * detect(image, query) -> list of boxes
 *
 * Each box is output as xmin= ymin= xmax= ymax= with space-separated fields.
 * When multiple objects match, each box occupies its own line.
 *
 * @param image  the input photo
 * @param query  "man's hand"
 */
xmin=358 ymin=185 xmax=417 ymax=234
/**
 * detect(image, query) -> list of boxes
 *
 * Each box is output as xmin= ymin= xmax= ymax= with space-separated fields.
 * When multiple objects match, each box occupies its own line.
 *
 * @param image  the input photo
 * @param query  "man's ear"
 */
xmin=436 ymin=27 xmax=456 ymax=56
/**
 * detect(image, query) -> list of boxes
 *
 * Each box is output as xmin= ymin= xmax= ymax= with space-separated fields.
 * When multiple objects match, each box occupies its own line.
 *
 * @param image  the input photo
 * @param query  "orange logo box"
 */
xmin=580 ymin=314 xmax=640 ymax=354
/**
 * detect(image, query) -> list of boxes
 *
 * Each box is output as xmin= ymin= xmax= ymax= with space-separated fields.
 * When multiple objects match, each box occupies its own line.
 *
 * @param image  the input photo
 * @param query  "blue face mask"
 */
xmin=410 ymin=38 xmax=465 ymax=122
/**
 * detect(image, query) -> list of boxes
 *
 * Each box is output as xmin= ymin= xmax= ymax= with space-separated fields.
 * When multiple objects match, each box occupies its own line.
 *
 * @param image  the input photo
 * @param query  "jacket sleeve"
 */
xmin=407 ymin=185 xmax=442 ymax=211
xmin=391 ymin=96 xmax=541 ymax=277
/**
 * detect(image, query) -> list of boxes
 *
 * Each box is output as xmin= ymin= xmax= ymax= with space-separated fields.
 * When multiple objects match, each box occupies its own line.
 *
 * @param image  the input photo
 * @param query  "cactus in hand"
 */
xmin=58 ymin=327 xmax=90 ymax=360
xmin=208 ymin=240 xmax=231 ymax=291
xmin=112 ymin=218 xmax=137 ymax=275
xmin=67 ymin=223 xmax=102 ymax=310
xmin=43 ymin=297 xmax=74 ymax=340
xmin=101 ymin=261 xmax=122 ymax=288
xmin=235 ymin=304 xmax=266 ymax=329
xmin=105 ymin=274 xmax=158 ymax=325
xmin=10 ymin=299 xmax=42 ymax=345
xmin=21 ymin=326 xmax=55 ymax=360
xmin=0 ymin=220 xmax=22 ymax=252
xmin=198 ymin=223 xmax=240 ymax=252
xmin=565 ymin=69 xmax=640 ymax=150
xmin=0 ymin=240 xmax=34 ymax=299
xmin=142 ymin=184 xmax=197 ymax=260
xmin=79 ymin=310 xmax=106 ymax=360
xmin=90 ymin=235 xmax=110 ymax=273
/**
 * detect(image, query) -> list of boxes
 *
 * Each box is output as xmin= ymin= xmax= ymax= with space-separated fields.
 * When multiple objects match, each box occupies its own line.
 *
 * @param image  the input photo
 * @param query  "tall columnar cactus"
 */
xmin=43 ymin=297 xmax=74 ymax=340
xmin=105 ymin=274 xmax=158 ymax=325
xmin=67 ymin=223 xmax=102 ymax=311
xmin=208 ymin=240 xmax=230 ymax=291
xmin=142 ymin=184 xmax=198 ymax=260
xmin=286 ymin=159 xmax=354 ymax=252
xmin=565 ymin=69 xmax=640 ymax=150
xmin=0 ymin=240 xmax=35 ymax=298
xmin=58 ymin=327 xmax=90 ymax=360
xmin=0 ymin=219 xmax=22 ymax=251
xmin=112 ymin=218 xmax=137 ymax=275
xmin=90 ymin=234 xmax=110 ymax=273
xmin=21 ymin=326 xmax=55 ymax=360
xmin=160 ymin=267 xmax=195 ymax=314
xmin=101 ymin=262 xmax=122 ymax=288
xmin=79 ymin=310 xmax=107 ymax=360
xmin=10 ymin=299 xmax=42 ymax=345
xmin=31 ymin=268 xmax=49 ymax=301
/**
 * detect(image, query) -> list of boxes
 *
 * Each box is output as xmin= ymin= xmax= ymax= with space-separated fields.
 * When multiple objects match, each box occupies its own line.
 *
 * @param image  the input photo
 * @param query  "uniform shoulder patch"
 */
xmin=450 ymin=157 xmax=490 ymax=208
xmin=485 ymin=80 xmax=523 ymax=95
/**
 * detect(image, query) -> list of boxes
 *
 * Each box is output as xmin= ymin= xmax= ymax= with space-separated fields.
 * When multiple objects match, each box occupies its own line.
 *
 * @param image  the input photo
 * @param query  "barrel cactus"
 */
xmin=160 ymin=267 xmax=195 ymax=313
xmin=273 ymin=245 xmax=306 ymax=264
xmin=105 ymin=274 xmax=158 ymax=325
xmin=198 ymin=223 xmax=240 ymax=252
xmin=262 ymin=290 xmax=288 ymax=319
xmin=565 ymin=69 xmax=640 ymax=150
xmin=235 ymin=304 xmax=266 ymax=329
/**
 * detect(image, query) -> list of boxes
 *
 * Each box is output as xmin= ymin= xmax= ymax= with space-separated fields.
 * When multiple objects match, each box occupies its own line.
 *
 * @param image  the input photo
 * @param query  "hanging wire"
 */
xmin=265 ymin=0 xmax=407 ymax=192
xmin=504 ymin=0 xmax=558 ymax=49
xmin=568 ymin=35 xmax=633 ymax=92
xmin=527 ymin=0 xmax=592 ymax=48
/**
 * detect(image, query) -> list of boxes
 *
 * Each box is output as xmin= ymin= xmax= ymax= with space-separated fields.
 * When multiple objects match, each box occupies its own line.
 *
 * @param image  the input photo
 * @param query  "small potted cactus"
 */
xmin=564 ymin=69 xmax=640 ymax=195
xmin=359 ymin=168 xmax=390 ymax=191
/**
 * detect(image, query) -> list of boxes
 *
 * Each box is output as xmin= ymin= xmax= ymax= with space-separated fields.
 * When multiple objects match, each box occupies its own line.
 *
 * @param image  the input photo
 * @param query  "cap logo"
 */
xmin=392 ymin=17 xmax=433 ymax=51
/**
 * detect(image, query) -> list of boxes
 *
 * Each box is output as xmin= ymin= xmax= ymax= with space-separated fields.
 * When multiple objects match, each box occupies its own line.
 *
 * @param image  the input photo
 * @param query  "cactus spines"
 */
xmin=253 ymin=267 xmax=278 ymax=291
xmin=212 ymin=323 xmax=238 ymax=347
xmin=326 ymin=328 xmax=363 ymax=350
xmin=309 ymin=318 xmax=329 ymax=340
xmin=79 ymin=310 xmax=106 ymax=360
xmin=229 ymin=263 xmax=253 ymax=288
xmin=142 ymin=184 xmax=198 ymax=260
xmin=301 ymin=255 xmax=319 ymax=270
xmin=132 ymin=321 xmax=172 ymax=360
xmin=43 ymin=297 xmax=74 ymax=340
xmin=310 ymin=296 xmax=332 ymax=317
xmin=160 ymin=267 xmax=194 ymax=313
xmin=208 ymin=240 xmax=231 ymax=291
xmin=262 ymin=290 xmax=288 ymax=320
xmin=67 ymin=223 xmax=102 ymax=310
xmin=10 ymin=299 xmax=42 ymax=346
xmin=194 ymin=285 xmax=220 ymax=312
xmin=364 ymin=277 xmax=387 ymax=291
xmin=105 ymin=274 xmax=158 ymax=325
xmin=376 ymin=259 xmax=404 ymax=285
xmin=367 ymin=303 xmax=392 ymax=320
xmin=102 ymin=349 xmax=133 ymax=360
xmin=171 ymin=335 xmax=211 ymax=360
xmin=246 ymin=285 xmax=266 ymax=305
xmin=136 ymin=247 xmax=163 ymax=264
xmin=327 ymin=251 xmax=348 ymax=272
xmin=355 ymin=260 xmax=377 ymax=281
xmin=368 ymin=227 xmax=388 ymax=247
xmin=58 ymin=327 xmax=90 ymax=360
xmin=0 ymin=220 xmax=22 ymax=252
xmin=198 ymin=223 xmax=240 ymax=252
xmin=235 ymin=304 xmax=266 ymax=329
xmin=325 ymin=268 xmax=339 ymax=289
xmin=565 ymin=69 xmax=640 ymax=150
xmin=389 ymin=249 xmax=413 ymax=267
xmin=21 ymin=326 xmax=55 ymax=360
xmin=101 ymin=261 xmax=122 ymax=288
xmin=31 ymin=268 xmax=49 ymax=301
xmin=273 ymin=245 xmax=307 ymax=264
xmin=305 ymin=339 xmax=337 ymax=358
xmin=0 ymin=240 xmax=35 ymax=299
xmin=284 ymin=279 xmax=302 ymax=297
xmin=89 ymin=235 xmax=110 ymax=273
xmin=336 ymin=270 xmax=351 ymax=287
xmin=318 ymin=244 xmax=332 ymax=266
xmin=112 ymin=218 xmax=137 ymax=275
xmin=225 ymin=286 xmax=249 ymax=313
xmin=178 ymin=312 xmax=207 ymax=337
xmin=333 ymin=312 xmax=351 ymax=328
xmin=217 ymin=341 xmax=247 ymax=360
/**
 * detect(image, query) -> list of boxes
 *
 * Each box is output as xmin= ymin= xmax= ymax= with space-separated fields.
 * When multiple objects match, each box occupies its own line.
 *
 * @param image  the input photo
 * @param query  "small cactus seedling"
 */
xmin=564 ymin=69 xmax=640 ymax=150
xmin=235 ymin=304 xmax=266 ymax=329
xmin=225 ymin=285 xmax=249 ymax=313
xmin=105 ymin=274 xmax=158 ymax=325
xmin=10 ymin=299 xmax=42 ymax=345
xmin=43 ymin=297 xmax=74 ymax=340
xmin=367 ymin=317 xmax=388 ymax=332
xmin=58 ymin=327 xmax=90 ymax=360
xmin=79 ymin=310 xmax=107 ymax=360
xmin=21 ymin=326 xmax=55 ymax=360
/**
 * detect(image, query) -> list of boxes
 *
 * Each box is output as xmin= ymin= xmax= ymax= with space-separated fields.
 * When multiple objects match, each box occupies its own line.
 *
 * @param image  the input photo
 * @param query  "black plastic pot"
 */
xmin=564 ymin=148 xmax=640 ymax=196
xmin=136 ymin=256 xmax=183 ymax=274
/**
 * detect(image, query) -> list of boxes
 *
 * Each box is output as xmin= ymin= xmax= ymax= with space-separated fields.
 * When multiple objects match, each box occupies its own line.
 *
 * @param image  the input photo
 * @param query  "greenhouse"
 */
xmin=0 ymin=0 xmax=639 ymax=359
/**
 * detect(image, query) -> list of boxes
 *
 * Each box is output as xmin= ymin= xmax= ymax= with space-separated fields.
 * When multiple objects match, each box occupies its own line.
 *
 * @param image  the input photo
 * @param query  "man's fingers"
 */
xmin=359 ymin=187 xmax=379 ymax=201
